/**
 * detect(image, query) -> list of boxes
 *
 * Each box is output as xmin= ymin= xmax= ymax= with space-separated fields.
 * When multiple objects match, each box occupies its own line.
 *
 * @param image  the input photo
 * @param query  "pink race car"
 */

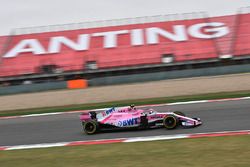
xmin=80 ymin=105 xmax=202 ymax=134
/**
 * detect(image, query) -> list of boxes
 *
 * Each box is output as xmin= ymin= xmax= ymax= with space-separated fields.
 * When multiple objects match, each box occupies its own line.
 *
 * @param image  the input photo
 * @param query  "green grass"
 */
xmin=0 ymin=135 xmax=250 ymax=167
xmin=1 ymin=90 xmax=250 ymax=117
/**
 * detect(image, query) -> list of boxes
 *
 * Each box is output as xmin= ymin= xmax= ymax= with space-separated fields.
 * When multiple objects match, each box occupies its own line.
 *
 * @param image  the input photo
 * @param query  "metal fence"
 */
xmin=9 ymin=6 xmax=250 ymax=35
xmin=12 ymin=12 xmax=207 ymax=35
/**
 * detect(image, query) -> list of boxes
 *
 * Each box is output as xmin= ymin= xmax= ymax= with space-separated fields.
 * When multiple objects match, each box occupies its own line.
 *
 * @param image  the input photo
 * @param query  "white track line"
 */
xmin=1 ymin=130 xmax=250 ymax=151
xmin=124 ymin=134 xmax=189 ymax=142
xmin=0 ymin=96 xmax=250 ymax=120
xmin=6 ymin=142 xmax=69 ymax=150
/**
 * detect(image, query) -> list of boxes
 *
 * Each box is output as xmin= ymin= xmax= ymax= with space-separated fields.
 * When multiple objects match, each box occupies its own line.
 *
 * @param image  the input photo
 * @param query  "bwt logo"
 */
xmin=118 ymin=118 xmax=138 ymax=127
xmin=102 ymin=108 xmax=115 ymax=117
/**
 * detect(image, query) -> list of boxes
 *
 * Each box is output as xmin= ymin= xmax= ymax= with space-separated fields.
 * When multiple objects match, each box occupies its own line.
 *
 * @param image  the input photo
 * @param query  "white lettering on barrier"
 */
xmin=146 ymin=25 xmax=187 ymax=44
xmin=48 ymin=34 xmax=90 ymax=54
xmin=4 ymin=39 xmax=46 ymax=58
xmin=3 ymin=22 xmax=229 ymax=58
xmin=131 ymin=29 xmax=144 ymax=46
xmin=92 ymin=30 xmax=129 ymax=48
xmin=188 ymin=22 xmax=229 ymax=39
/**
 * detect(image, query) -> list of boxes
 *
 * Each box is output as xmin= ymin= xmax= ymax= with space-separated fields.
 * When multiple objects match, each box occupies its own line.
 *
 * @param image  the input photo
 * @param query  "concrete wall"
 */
xmin=0 ymin=81 xmax=66 ymax=95
xmin=0 ymin=73 xmax=250 ymax=111
xmin=89 ymin=64 xmax=250 ymax=86
xmin=1 ymin=64 xmax=250 ymax=96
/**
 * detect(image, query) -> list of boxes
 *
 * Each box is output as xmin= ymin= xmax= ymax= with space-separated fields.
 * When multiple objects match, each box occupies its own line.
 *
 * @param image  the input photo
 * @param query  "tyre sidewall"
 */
xmin=163 ymin=115 xmax=178 ymax=129
xmin=83 ymin=121 xmax=98 ymax=134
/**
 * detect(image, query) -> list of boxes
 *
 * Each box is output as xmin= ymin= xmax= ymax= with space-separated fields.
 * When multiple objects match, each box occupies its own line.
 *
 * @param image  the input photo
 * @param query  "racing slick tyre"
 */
xmin=83 ymin=120 xmax=99 ymax=134
xmin=140 ymin=115 xmax=149 ymax=129
xmin=163 ymin=115 xmax=179 ymax=129
xmin=173 ymin=111 xmax=185 ymax=116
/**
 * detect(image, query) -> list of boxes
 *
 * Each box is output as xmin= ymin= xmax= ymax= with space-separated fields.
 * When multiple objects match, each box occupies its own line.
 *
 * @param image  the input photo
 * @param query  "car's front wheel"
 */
xmin=163 ymin=115 xmax=179 ymax=129
xmin=83 ymin=120 xmax=99 ymax=134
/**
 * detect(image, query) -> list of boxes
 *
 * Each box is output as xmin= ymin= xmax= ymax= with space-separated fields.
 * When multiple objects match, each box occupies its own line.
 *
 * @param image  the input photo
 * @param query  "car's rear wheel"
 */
xmin=83 ymin=120 xmax=98 ymax=134
xmin=163 ymin=115 xmax=179 ymax=129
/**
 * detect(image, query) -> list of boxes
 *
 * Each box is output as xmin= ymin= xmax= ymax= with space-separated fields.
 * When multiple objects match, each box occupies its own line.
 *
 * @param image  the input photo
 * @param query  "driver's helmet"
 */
xmin=148 ymin=109 xmax=155 ymax=114
xmin=128 ymin=104 xmax=136 ymax=110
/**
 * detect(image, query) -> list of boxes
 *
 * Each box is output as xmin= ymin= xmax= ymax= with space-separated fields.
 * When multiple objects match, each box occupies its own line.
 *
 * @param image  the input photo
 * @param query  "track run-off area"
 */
xmin=0 ymin=97 xmax=250 ymax=150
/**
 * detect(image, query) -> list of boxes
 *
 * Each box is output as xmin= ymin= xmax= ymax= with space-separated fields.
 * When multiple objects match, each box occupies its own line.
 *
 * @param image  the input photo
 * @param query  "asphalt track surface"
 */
xmin=0 ymin=99 xmax=250 ymax=146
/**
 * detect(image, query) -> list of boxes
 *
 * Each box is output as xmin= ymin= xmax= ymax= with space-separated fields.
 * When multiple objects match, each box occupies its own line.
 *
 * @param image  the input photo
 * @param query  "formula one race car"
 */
xmin=80 ymin=105 xmax=202 ymax=134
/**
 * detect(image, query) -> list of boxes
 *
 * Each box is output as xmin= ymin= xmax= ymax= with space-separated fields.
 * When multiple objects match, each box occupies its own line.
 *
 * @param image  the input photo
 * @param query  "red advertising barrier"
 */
xmin=234 ymin=14 xmax=250 ymax=56
xmin=0 ymin=13 xmax=249 ymax=77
